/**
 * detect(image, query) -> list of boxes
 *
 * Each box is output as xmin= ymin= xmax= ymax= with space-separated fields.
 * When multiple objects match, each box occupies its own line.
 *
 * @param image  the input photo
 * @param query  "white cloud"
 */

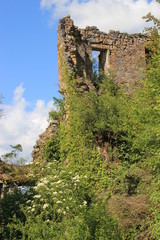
xmin=40 ymin=0 xmax=160 ymax=33
xmin=0 ymin=84 xmax=54 ymax=162
xmin=13 ymin=83 xmax=25 ymax=103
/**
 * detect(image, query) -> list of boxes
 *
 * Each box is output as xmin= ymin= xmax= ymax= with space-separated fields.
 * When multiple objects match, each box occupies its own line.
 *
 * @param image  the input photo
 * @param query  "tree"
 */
xmin=1 ymin=144 xmax=24 ymax=165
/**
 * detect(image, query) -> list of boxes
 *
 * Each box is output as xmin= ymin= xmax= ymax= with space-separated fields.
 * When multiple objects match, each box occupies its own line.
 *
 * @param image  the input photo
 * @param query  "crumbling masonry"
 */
xmin=35 ymin=16 xmax=139 ymax=164
xmin=57 ymin=15 xmax=148 ymax=92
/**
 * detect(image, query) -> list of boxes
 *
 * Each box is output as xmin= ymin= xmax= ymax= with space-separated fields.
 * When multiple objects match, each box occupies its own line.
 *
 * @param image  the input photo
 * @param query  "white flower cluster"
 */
xmin=34 ymin=195 xmax=41 ymax=199
xmin=72 ymin=175 xmax=80 ymax=183
xmin=43 ymin=203 xmax=49 ymax=209
xmin=27 ymin=160 xmax=89 ymax=219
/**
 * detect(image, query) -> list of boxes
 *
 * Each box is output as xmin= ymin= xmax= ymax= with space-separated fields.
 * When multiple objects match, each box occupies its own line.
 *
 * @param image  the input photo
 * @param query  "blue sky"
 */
xmin=0 ymin=0 xmax=59 ymax=109
xmin=0 ymin=0 xmax=160 ymax=161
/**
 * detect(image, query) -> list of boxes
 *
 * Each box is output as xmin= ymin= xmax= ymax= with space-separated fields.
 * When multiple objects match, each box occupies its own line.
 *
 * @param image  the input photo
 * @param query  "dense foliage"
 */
xmin=1 ymin=7 xmax=160 ymax=239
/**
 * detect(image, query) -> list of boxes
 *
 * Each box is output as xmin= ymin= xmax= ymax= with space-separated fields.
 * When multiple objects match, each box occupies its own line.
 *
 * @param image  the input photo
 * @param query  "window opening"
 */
xmin=145 ymin=47 xmax=151 ymax=65
xmin=92 ymin=50 xmax=100 ymax=76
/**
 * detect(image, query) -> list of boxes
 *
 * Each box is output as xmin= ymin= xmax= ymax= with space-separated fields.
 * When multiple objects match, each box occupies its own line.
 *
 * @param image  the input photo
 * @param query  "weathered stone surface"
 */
xmin=57 ymin=15 xmax=93 ymax=93
xmin=57 ymin=15 xmax=148 ymax=92
xmin=32 ymin=121 xmax=58 ymax=163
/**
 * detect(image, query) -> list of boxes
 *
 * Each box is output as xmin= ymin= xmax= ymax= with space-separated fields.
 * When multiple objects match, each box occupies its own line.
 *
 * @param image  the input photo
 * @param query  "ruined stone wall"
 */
xmin=57 ymin=15 xmax=148 ymax=92
xmin=31 ymin=16 xmax=148 ymax=163
xmin=57 ymin=15 xmax=93 ymax=93
xmin=32 ymin=121 xmax=58 ymax=164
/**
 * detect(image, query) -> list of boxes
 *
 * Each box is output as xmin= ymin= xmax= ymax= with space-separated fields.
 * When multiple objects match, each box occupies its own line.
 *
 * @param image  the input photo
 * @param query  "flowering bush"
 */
xmin=3 ymin=158 xmax=120 ymax=239
xmin=26 ymin=160 xmax=89 ymax=220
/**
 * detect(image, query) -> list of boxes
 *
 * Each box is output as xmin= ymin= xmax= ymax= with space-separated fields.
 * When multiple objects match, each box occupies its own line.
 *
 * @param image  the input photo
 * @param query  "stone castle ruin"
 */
xmin=33 ymin=16 xmax=148 ymax=166
xmin=57 ymin=15 xmax=148 ymax=92
xmin=0 ymin=16 xmax=148 ymax=194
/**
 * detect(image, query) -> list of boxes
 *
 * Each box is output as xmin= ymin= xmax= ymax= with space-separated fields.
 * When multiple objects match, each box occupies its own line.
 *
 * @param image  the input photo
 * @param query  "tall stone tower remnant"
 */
xmin=57 ymin=15 xmax=148 ymax=92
